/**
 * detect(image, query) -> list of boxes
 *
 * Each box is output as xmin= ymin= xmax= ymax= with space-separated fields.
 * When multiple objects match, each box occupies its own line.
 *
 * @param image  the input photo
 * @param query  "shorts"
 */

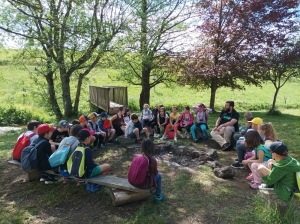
xmin=90 ymin=166 xmax=101 ymax=177
xmin=129 ymin=132 xmax=136 ymax=139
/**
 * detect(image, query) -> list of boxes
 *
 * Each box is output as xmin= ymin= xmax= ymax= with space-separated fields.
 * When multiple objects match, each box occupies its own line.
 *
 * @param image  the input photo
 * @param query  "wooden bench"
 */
xmin=8 ymin=159 xmax=152 ymax=206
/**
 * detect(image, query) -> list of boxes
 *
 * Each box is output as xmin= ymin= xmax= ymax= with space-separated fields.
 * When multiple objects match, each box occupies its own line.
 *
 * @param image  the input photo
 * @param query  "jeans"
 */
xmin=191 ymin=123 xmax=208 ymax=140
xmin=237 ymin=144 xmax=253 ymax=163
xmin=154 ymin=173 xmax=162 ymax=195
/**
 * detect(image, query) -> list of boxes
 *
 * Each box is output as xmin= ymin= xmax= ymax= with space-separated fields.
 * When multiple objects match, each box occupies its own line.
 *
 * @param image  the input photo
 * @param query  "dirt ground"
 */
xmin=0 ymin=138 xmax=258 ymax=224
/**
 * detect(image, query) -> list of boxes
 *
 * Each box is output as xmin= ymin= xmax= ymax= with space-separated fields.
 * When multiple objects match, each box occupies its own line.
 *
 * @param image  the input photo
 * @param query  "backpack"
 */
xmin=168 ymin=131 xmax=174 ymax=139
xmin=21 ymin=139 xmax=47 ymax=172
xmin=67 ymin=146 xmax=86 ymax=178
xmin=12 ymin=132 xmax=36 ymax=160
xmin=294 ymin=171 xmax=300 ymax=198
xmin=103 ymin=120 xmax=111 ymax=129
xmin=48 ymin=138 xmax=78 ymax=168
xmin=128 ymin=156 xmax=149 ymax=187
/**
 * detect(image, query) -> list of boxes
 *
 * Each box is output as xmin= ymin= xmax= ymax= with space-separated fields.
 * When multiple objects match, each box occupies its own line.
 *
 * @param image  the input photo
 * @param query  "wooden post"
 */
xmin=109 ymin=188 xmax=151 ymax=206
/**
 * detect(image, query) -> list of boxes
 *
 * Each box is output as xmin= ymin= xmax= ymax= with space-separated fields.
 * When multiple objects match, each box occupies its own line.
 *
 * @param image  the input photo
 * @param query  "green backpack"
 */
xmin=295 ymin=171 xmax=300 ymax=198
xmin=67 ymin=146 xmax=86 ymax=178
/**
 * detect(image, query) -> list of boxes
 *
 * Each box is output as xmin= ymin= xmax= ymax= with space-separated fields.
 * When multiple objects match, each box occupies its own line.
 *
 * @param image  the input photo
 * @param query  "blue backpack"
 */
xmin=21 ymin=139 xmax=47 ymax=172
xmin=48 ymin=138 xmax=78 ymax=168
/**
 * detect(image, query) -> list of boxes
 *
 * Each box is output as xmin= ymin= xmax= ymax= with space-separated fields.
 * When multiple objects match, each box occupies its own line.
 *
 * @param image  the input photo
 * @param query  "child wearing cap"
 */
xmin=98 ymin=112 xmax=116 ymax=143
xmin=258 ymin=142 xmax=300 ymax=202
xmin=76 ymin=129 xmax=111 ymax=193
xmin=49 ymin=120 xmax=70 ymax=150
xmin=190 ymin=103 xmax=212 ymax=142
xmin=79 ymin=115 xmax=96 ymax=146
xmin=34 ymin=124 xmax=58 ymax=184
xmin=88 ymin=112 xmax=106 ymax=149
xmin=125 ymin=114 xmax=149 ymax=144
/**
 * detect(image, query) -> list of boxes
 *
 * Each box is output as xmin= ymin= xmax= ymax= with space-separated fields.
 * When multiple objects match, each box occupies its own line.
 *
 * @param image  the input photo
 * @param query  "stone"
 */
xmin=213 ymin=166 xmax=235 ymax=178
xmin=206 ymin=161 xmax=219 ymax=168
xmin=192 ymin=151 xmax=200 ymax=158
xmin=170 ymin=162 xmax=180 ymax=167
xmin=206 ymin=149 xmax=218 ymax=159
xmin=116 ymin=135 xmax=136 ymax=145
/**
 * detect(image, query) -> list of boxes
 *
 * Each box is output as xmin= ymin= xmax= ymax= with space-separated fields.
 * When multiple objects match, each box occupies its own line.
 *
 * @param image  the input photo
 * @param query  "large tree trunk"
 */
xmin=60 ymin=71 xmax=73 ymax=118
xmin=139 ymin=69 xmax=151 ymax=110
xmin=73 ymin=73 xmax=84 ymax=115
xmin=45 ymin=74 xmax=63 ymax=119
xmin=271 ymin=86 xmax=280 ymax=112
xmin=209 ymin=79 xmax=218 ymax=112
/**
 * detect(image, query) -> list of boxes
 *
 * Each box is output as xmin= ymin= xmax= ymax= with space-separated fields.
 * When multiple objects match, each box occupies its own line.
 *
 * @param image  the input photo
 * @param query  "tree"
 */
xmin=180 ymin=0 xmax=299 ymax=110
xmin=111 ymin=0 xmax=196 ymax=109
xmin=0 ymin=0 xmax=128 ymax=119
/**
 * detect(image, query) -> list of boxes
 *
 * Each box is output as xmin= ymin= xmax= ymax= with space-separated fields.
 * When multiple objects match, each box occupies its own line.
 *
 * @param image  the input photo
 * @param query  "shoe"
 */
xmin=231 ymin=162 xmax=244 ymax=169
xmin=108 ymin=139 xmax=114 ymax=144
xmin=100 ymin=144 xmax=106 ymax=149
xmin=246 ymin=173 xmax=253 ymax=181
xmin=258 ymin=184 xmax=274 ymax=191
xmin=45 ymin=179 xmax=58 ymax=185
xmin=250 ymin=182 xmax=261 ymax=190
xmin=160 ymin=136 xmax=167 ymax=140
xmin=89 ymin=184 xmax=105 ymax=193
xmin=181 ymin=133 xmax=186 ymax=138
xmin=193 ymin=139 xmax=198 ymax=143
xmin=153 ymin=134 xmax=158 ymax=138
xmin=86 ymin=183 xmax=91 ymax=191
xmin=156 ymin=134 xmax=161 ymax=138
xmin=186 ymin=134 xmax=191 ymax=139
xmin=155 ymin=194 xmax=164 ymax=201
xmin=40 ymin=177 xmax=47 ymax=182
xmin=221 ymin=142 xmax=231 ymax=151
xmin=174 ymin=136 xmax=177 ymax=141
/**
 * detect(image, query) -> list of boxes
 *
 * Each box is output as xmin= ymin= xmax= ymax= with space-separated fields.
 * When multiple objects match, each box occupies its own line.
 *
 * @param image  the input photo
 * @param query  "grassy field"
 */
xmin=0 ymin=50 xmax=300 ymax=223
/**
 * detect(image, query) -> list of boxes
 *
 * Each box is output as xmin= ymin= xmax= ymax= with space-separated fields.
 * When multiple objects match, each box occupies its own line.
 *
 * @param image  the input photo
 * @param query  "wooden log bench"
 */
xmin=8 ymin=159 xmax=152 ymax=206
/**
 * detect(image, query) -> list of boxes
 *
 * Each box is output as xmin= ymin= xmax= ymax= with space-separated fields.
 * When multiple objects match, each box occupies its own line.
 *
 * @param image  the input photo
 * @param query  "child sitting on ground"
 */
xmin=240 ymin=130 xmax=272 ymax=189
xmin=191 ymin=103 xmax=212 ymax=142
xmin=125 ymin=114 xmax=149 ymax=144
xmin=76 ymin=129 xmax=111 ymax=193
xmin=258 ymin=142 xmax=300 ymax=202
xmin=49 ymin=120 xmax=70 ymax=151
xmin=160 ymin=106 xmax=180 ymax=141
xmin=149 ymin=104 xmax=163 ymax=137
xmin=128 ymin=139 xmax=164 ymax=201
xmin=79 ymin=115 xmax=96 ymax=146
xmin=178 ymin=106 xmax=194 ymax=139
xmin=155 ymin=107 xmax=169 ymax=138
xmin=98 ymin=112 xmax=116 ymax=143
xmin=88 ymin=112 xmax=106 ymax=149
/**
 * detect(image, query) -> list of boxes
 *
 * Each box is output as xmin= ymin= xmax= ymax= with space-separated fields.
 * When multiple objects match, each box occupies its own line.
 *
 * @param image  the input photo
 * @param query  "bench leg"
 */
xmin=109 ymin=188 xmax=151 ymax=206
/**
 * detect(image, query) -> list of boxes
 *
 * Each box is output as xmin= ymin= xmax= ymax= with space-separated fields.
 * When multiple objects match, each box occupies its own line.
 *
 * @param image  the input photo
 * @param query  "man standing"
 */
xmin=210 ymin=101 xmax=239 ymax=151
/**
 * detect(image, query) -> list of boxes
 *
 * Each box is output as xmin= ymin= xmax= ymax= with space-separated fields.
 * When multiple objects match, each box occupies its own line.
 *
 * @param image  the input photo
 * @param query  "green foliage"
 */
xmin=267 ymin=109 xmax=283 ymax=116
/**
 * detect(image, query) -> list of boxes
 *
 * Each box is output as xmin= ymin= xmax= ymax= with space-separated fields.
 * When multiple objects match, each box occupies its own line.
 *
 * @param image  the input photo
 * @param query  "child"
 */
xmin=49 ymin=120 xmax=71 ymax=150
xmin=98 ymin=112 xmax=116 ymax=143
xmin=12 ymin=120 xmax=40 ymax=161
xmin=155 ymin=107 xmax=169 ymax=138
xmin=125 ymin=114 xmax=149 ymax=143
xmin=258 ymin=142 xmax=300 ymax=202
xmin=128 ymin=139 xmax=164 ymax=201
xmin=35 ymin=124 xmax=57 ymax=184
xmin=233 ymin=112 xmax=253 ymax=146
xmin=160 ymin=106 xmax=180 ymax=141
xmin=78 ymin=115 xmax=96 ymax=146
xmin=178 ymin=106 xmax=194 ymax=139
xmin=191 ymin=103 xmax=212 ymax=142
xmin=111 ymin=107 xmax=126 ymax=136
xmin=140 ymin=103 xmax=152 ymax=129
xmin=149 ymin=104 xmax=163 ymax=137
xmin=124 ymin=108 xmax=131 ymax=124
xmin=76 ymin=129 xmax=111 ymax=193
xmin=88 ymin=112 xmax=106 ymax=149
xmin=240 ymin=131 xmax=272 ymax=189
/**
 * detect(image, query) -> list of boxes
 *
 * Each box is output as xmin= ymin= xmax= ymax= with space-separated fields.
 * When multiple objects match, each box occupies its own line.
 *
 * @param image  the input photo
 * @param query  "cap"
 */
xmin=249 ymin=117 xmax=263 ymax=125
xmin=38 ymin=124 xmax=56 ymax=134
xmin=58 ymin=120 xmax=71 ymax=128
xmin=79 ymin=115 xmax=90 ymax=123
xmin=197 ymin=103 xmax=205 ymax=109
xmin=77 ymin=129 xmax=91 ymax=141
xmin=100 ymin=112 xmax=109 ymax=118
xmin=246 ymin=117 xmax=254 ymax=121
xmin=89 ymin=112 xmax=100 ymax=119
xmin=270 ymin=142 xmax=288 ymax=156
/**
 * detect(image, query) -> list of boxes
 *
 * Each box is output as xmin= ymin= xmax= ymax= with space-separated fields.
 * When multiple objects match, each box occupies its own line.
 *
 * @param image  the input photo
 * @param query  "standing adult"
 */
xmin=210 ymin=101 xmax=239 ymax=151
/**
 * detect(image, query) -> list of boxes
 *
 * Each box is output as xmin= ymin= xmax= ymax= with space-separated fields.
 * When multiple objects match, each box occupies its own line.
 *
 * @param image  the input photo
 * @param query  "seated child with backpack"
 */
xmin=49 ymin=120 xmax=71 ymax=151
xmin=191 ymin=103 xmax=212 ymax=142
xmin=178 ymin=106 xmax=194 ymax=139
xmin=258 ymin=142 xmax=300 ymax=202
xmin=88 ymin=112 xmax=106 ymax=149
xmin=68 ymin=129 xmax=111 ymax=193
xmin=12 ymin=120 xmax=40 ymax=161
xmin=128 ymin=139 xmax=164 ymax=201
xmin=98 ymin=112 xmax=116 ymax=144
xmin=125 ymin=114 xmax=149 ymax=144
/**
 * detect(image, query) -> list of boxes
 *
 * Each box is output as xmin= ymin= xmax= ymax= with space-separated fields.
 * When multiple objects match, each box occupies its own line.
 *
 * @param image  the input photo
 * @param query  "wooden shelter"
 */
xmin=89 ymin=85 xmax=128 ymax=114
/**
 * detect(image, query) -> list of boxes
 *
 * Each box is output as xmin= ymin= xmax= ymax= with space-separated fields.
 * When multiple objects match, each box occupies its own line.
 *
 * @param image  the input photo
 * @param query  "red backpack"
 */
xmin=128 ymin=156 xmax=150 ymax=187
xmin=12 ymin=132 xmax=36 ymax=160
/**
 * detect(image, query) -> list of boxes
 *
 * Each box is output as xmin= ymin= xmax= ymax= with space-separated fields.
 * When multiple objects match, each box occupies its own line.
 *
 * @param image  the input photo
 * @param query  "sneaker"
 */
xmin=155 ymin=194 xmax=164 ymax=201
xmin=160 ymin=136 xmax=167 ymax=140
xmin=45 ymin=179 xmax=58 ymax=185
xmin=174 ymin=136 xmax=177 ymax=141
xmin=231 ymin=162 xmax=244 ymax=169
xmin=156 ymin=134 xmax=161 ymax=138
xmin=40 ymin=177 xmax=47 ymax=182
xmin=86 ymin=183 xmax=91 ymax=191
xmin=234 ymin=158 xmax=238 ymax=162
xmin=181 ymin=133 xmax=186 ymax=138
xmin=250 ymin=182 xmax=261 ymax=190
xmin=221 ymin=142 xmax=231 ymax=151
xmin=90 ymin=184 xmax=105 ymax=193
xmin=246 ymin=173 xmax=254 ymax=181
xmin=258 ymin=184 xmax=274 ymax=191
xmin=193 ymin=139 xmax=198 ymax=143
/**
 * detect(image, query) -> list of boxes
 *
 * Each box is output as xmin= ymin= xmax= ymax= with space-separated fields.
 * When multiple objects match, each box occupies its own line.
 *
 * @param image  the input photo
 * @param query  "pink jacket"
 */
xmin=179 ymin=112 xmax=194 ymax=126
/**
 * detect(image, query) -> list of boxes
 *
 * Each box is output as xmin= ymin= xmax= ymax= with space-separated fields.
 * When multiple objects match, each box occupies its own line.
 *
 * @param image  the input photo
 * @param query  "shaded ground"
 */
xmin=0 ymin=132 xmax=262 ymax=224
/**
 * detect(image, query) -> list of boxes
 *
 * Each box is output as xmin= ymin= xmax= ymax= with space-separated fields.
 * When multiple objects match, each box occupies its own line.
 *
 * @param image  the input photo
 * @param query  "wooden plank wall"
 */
xmin=89 ymin=86 xmax=110 ymax=111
